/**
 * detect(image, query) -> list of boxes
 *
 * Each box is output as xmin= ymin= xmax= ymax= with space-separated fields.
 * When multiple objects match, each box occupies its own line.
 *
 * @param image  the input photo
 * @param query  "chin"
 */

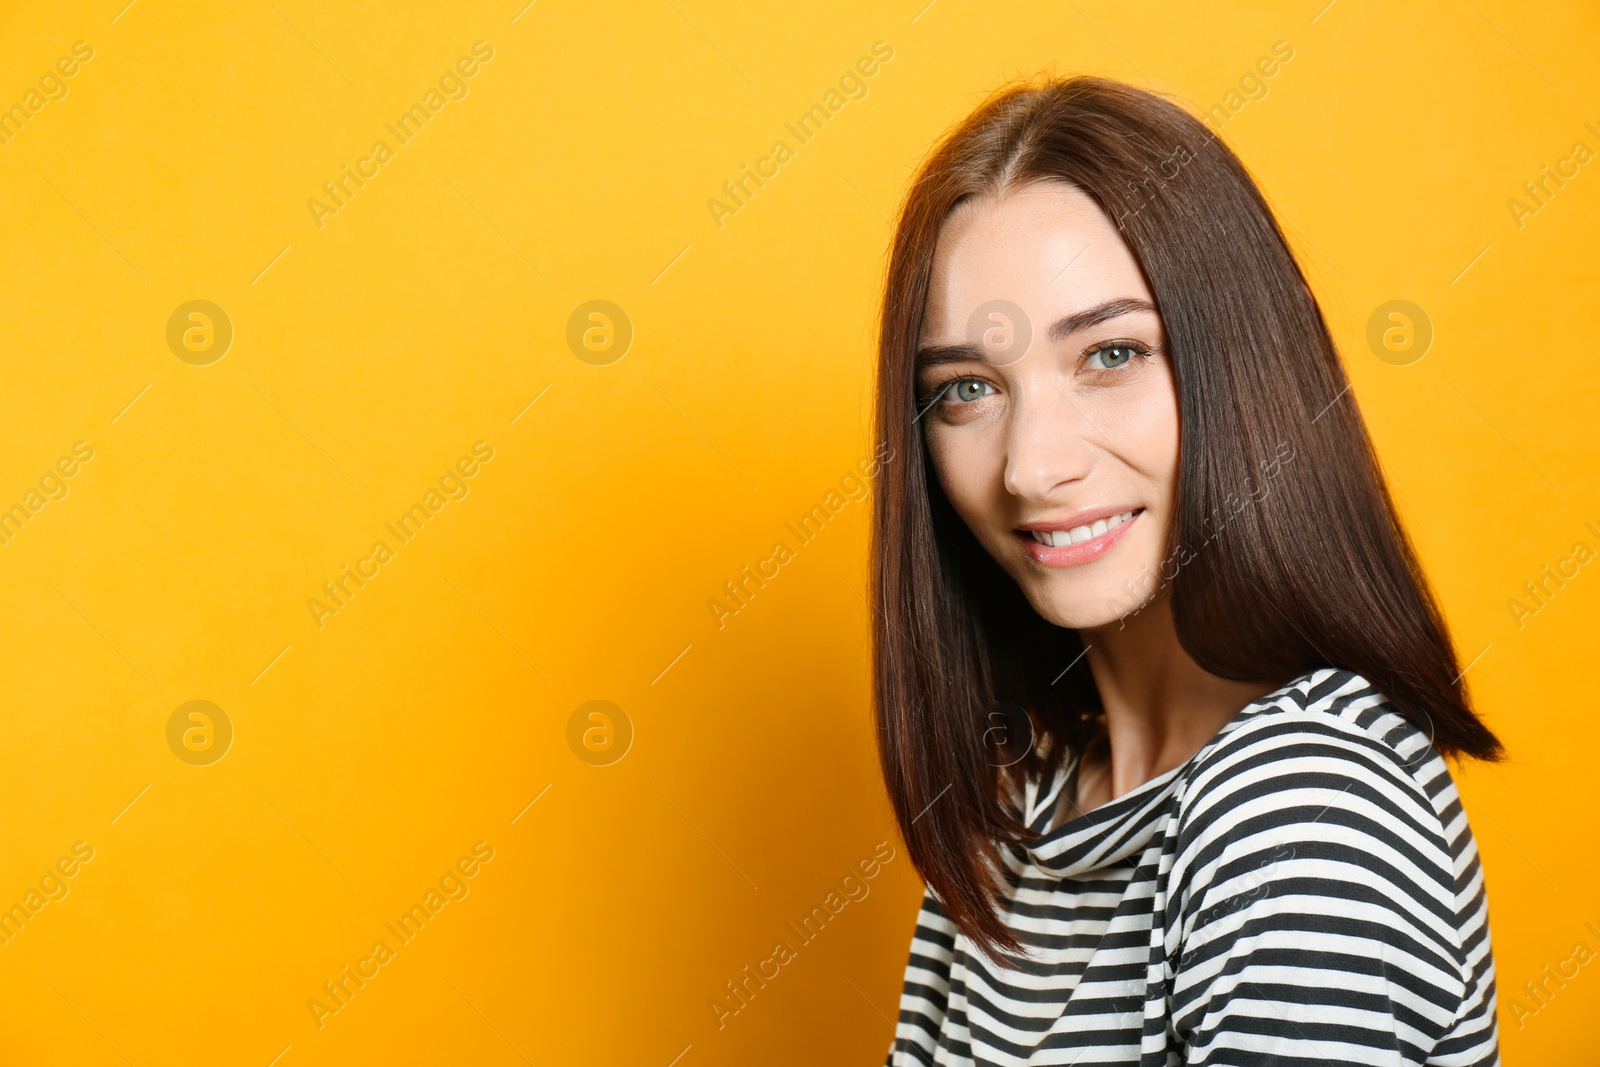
xmin=1014 ymin=565 xmax=1163 ymax=632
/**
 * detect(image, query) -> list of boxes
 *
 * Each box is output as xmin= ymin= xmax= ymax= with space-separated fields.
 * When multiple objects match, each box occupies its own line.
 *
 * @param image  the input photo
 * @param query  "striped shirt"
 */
xmin=884 ymin=668 xmax=1499 ymax=1065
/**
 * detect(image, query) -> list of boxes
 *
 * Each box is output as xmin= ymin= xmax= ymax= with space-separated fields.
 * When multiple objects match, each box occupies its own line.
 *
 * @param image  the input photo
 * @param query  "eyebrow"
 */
xmin=914 ymin=297 xmax=1158 ymax=368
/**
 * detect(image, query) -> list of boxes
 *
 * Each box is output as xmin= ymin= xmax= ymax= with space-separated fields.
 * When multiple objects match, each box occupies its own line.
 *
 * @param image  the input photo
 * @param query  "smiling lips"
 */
xmin=1015 ymin=507 xmax=1144 ymax=567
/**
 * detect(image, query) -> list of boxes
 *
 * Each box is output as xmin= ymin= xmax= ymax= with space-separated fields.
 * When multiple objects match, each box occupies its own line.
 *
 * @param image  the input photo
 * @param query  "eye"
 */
xmin=924 ymin=377 xmax=995 ymax=406
xmin=1085 ymin=343 xmax=1144 ymax=371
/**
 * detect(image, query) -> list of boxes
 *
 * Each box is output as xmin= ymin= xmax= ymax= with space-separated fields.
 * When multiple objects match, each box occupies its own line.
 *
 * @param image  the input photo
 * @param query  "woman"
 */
xmin=872 ymin=76 xmax=1501 ymax=1065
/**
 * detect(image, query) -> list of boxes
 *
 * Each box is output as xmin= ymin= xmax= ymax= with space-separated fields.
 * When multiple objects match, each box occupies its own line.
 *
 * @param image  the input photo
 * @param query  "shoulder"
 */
xmin=1178 ymin=667 xmax=1455 ymax=845
xmin=1169 ymin=667 xmax=1470 ymax=958
xmin=1164 ymin=670 xmax=1495 ymax=1062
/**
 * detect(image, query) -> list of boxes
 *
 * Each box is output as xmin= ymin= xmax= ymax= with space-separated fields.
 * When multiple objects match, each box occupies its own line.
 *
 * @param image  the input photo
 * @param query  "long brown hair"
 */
xmin=869 ymin=75 xmax=1503 ymax=958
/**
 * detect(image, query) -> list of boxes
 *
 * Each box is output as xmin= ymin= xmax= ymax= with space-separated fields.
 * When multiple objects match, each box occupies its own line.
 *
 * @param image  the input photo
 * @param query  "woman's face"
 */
xmin=916 ymin=179 xmax=1179 ymax=631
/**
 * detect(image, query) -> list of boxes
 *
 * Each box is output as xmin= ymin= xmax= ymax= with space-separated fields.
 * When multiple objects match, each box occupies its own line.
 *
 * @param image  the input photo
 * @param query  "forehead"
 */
xmin=921 ymin=180 xmax=1154 ymax=342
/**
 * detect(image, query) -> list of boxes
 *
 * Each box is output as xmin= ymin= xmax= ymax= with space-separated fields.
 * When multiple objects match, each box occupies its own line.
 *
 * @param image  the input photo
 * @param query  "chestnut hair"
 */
xmin=869 ymin=75 xmax=1503 ymax=958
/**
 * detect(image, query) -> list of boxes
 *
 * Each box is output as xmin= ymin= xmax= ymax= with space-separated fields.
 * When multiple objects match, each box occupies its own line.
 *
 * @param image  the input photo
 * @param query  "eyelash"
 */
xmin=916 ymin=340 xmax=1157 ymax=408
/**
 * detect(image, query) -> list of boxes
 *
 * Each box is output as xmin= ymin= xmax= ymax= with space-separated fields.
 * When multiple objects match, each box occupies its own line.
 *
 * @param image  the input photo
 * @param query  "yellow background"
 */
xmin=0 ymin=0 xmax=1595 ymax=1062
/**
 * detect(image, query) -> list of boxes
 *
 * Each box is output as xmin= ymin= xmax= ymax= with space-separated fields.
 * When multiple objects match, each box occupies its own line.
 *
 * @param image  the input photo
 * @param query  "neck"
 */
xmin=1076 ymin=595 xmax=1284 ymax=805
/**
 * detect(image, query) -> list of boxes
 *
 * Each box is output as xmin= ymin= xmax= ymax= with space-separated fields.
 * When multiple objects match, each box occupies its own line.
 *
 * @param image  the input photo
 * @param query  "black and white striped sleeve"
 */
xmin=1163 ymin=717 xmax=1491 ymax=1066
xmin=886 ymin=888 xmax=959 ymax=1066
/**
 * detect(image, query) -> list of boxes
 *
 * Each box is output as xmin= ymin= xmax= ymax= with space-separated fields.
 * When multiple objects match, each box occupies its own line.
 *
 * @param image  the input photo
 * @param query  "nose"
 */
xmin=1001 ymin=376 xmax=1097 ymax=502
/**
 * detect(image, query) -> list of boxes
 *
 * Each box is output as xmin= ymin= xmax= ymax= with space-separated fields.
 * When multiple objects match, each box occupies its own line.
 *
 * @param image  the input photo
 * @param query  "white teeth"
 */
xmin=1028 ymin=510 xmax=1139 ymax=548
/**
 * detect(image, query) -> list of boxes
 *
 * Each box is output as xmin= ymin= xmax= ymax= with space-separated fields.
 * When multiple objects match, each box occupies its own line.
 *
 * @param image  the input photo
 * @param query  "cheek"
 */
xmin=1103 ymin=364 xmax=1181 ymax=498
xmin=925 ymin=427 xmax=996 ymax=529
xmin=1138 ymin=391 xmax=1181 ymax=495
xmin=924 ymin=425 xmax=1022 ymax=563
xmin=1116 ymin=373 xmax=1181 ymax=579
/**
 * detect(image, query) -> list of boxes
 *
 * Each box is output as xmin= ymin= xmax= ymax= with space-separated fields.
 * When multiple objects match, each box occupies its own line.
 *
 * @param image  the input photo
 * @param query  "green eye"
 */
xmin=924 ymin=378 xmax=994 ymax=406
xmin=1087 ymin=344 xmax=1139 ymax=370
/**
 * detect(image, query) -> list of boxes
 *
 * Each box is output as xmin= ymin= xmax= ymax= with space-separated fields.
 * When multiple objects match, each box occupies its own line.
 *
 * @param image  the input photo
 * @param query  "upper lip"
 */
xmin=1015 ymin=506 xmax=1143 ymax=533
